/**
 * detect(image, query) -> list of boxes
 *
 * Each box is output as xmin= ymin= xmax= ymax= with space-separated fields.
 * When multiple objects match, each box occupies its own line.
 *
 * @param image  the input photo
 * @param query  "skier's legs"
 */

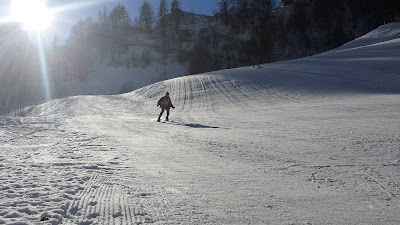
xmin=166 ymin=109 xmax=170 ymax=121
xmin=158 ymin=108 xmax=165 ymax=121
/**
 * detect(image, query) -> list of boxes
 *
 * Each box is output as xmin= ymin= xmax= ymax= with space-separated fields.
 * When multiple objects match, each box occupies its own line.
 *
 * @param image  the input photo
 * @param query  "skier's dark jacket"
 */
xmin=157 ymin=96 xmax=174 ymax=109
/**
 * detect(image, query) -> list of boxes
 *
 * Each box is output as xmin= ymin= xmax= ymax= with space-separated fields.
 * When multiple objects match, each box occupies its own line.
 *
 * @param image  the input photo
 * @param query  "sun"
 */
xmin=11 ymin=0 xmax=54 ymax=32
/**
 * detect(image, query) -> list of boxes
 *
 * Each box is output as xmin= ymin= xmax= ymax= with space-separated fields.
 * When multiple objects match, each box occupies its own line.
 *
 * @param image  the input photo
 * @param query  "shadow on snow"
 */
xmin=165 ymin=121 xmax=219 ymax=129
xmin=183 ymin=123 xmax=220 ymax=129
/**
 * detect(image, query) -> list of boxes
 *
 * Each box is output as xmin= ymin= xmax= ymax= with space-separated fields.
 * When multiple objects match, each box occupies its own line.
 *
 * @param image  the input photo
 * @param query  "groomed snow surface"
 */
xmin=1 ymin=23 xmax=400 ymax=224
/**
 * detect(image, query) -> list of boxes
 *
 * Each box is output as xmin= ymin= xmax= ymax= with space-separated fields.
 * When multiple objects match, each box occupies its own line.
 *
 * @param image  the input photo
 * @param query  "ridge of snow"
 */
xmin=333 ymin=22 xmax=400 ymax=50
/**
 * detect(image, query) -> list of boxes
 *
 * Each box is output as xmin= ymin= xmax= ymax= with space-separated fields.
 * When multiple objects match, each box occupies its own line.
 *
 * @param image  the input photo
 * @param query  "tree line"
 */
xmin=48 ymin=0 xmax=400 ymax=87
xmin=50 ymin=0 xmax=188 ymax=84
xmin=1 ymin=0 xmax=399 ymax=113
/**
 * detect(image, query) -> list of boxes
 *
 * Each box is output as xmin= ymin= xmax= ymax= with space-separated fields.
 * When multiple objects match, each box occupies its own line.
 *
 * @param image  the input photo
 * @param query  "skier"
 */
xmin=157 ymin=92 xmax=175 ymax=122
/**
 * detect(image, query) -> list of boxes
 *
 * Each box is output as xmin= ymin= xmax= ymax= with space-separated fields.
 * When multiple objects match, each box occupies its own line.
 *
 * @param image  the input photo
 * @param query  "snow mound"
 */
xmin=131 ymin=22 xmax=400 ymax=109
xmin=339 ymin=22 xmax=400 ymax=49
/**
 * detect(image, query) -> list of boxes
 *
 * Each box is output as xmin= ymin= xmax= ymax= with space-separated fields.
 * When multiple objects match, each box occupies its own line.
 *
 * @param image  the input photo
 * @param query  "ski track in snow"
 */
xmin=1 ymin=23 xmax=400 ymax=224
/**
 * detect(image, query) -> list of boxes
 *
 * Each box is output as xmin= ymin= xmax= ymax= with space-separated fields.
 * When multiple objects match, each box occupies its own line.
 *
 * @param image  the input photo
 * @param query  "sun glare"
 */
xmin=11 ymin=0 xmax=53 ymax=32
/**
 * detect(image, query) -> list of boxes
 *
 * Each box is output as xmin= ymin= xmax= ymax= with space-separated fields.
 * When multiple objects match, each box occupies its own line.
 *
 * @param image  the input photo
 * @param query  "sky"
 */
xmin=50 ymin=0 xmax=221 ymax=40
xmin=0 ymin=0 xmax=220 ymax=41
xmin=0 ymin=0 xmax=279 ymax=42
xmin=49 ymin=0 xmax=221 ymax=24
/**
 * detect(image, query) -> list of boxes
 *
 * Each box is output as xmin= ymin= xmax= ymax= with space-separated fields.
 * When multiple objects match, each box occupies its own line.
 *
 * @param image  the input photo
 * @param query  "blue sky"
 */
xmin=56 ymin=1 xmax=219 ymax=25
xmin=52 ymin=0 xmax=220 ymax=19
xmin=50 ymin=0 xmax=220 ymax=40
xmin=1 ymin=0 xmax=279 ymax=40
xmin=0 ymin=0 xmax=220 ymax=40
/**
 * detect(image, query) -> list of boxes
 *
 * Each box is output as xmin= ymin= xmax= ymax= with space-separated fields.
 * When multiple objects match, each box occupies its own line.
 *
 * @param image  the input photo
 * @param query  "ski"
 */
xmin=156 ymin=120 xmax=174 ymax=123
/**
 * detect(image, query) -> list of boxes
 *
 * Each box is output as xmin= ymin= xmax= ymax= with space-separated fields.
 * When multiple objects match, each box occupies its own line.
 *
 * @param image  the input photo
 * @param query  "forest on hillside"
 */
xmin=1 ymin=0 xmax=399 ymax=113
xmin=56 ymin=0 xmax=400 ymax=76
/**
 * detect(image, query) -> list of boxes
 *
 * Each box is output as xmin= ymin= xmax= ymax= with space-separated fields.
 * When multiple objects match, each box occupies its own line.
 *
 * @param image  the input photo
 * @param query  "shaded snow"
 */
xmin=0 ymin=23 xmax=399 ymax=224
xmin=338 ymin=23 xmax=400 ymax=49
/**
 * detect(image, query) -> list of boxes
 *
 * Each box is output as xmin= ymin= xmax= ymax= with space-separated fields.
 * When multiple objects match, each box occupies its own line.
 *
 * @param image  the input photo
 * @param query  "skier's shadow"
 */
xmin=182 ymin=123 xmax=219 ymax=129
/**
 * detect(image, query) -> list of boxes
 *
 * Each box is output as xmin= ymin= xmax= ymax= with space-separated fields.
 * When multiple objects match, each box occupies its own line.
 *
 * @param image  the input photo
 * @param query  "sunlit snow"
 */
xmin=0 ymin=23 xmax=399 ymax=224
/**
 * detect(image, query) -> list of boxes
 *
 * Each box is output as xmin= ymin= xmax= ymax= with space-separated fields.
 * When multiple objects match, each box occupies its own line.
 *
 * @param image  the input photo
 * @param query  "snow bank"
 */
xmin=339 ymin=22 xmax=400 ymax=49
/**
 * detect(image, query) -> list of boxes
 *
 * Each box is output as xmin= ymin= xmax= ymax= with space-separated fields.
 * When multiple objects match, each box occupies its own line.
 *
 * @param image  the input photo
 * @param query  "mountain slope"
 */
xmin=132 ymin=23 xmax=400 ymax=112
xmin=0 ymin=23 xmax=399 ymax=225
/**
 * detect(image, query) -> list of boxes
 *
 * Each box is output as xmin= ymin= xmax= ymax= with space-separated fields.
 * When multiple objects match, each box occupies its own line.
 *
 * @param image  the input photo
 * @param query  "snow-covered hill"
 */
xmin=0 ymin=23 xmax=399 ymax=224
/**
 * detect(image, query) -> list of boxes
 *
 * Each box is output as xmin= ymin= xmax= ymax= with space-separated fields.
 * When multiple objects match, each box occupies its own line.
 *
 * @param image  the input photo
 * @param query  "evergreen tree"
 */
xmin=107 ymin=5 xmax=132 ymax=61
xmin=157 ymin=0 xmax=169 ymax=57
xmin=157 ymin=0 xmax=168 ymax=30
xmin=218 ymin=0 xmax=230 ymax=24
xmin=218 ymin=0 xmax=229 ymax=14
xmin=97 ymin=6 xmax=110 ymax=59
xmin=137 ymin=0 xmax=154 ymax=33
xmin=250 ymin=0 xmax=273 ymax=23
xmin=68 ymin=19 xmax=85 ymax=43
xmin=236 ymin=0 xmax=249 ymax=28
xmin=170 ymin=0 xmax=182 ymax=30
xmin=109 ymin=4 xmax=132 ymax=35
xmin=218 ymin=0 xmax=237 ymax=25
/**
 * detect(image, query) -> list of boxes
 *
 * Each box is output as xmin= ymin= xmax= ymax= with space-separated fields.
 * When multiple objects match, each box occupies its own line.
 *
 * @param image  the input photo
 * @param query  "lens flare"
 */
xmin=3 ymin=0 xmax=114 ymax=103
xmin=36 ymin=33 xmax=52 ymax=102
xmin=11 ymin=0 xmax=53 ymax=31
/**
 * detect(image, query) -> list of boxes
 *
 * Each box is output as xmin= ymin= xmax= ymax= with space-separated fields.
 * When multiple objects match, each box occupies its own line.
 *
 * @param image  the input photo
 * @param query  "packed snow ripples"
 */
xmin=134 ymin=24 xmax=400 ymax=113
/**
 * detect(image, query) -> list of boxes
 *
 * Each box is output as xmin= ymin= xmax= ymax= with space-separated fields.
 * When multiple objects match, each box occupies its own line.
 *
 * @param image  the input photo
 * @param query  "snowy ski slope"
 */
xmin=0 ymin=23 xmax=399 ymax=224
